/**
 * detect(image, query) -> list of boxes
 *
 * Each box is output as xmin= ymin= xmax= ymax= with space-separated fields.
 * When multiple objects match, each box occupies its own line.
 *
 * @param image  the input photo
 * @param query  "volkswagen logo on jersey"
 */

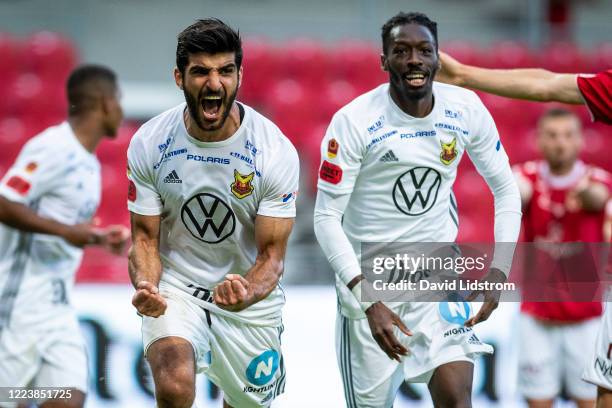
xmin=393 ymin=167 xmax=441 ymax=216
xmin=439 ymin=301 xmax=471 ymax=325
xmin=246 ymin=349 xmax=279 ymax=386
xmin=181 ymin=193 xmax=236 ymax=243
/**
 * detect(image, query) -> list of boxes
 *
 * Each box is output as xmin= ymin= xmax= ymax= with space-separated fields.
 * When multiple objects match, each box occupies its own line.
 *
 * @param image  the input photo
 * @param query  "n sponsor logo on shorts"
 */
xmin=245 ymin=349 xmax=279 ymax=387
xmin=181 ymin=193 xmax=235 ymax=243
xmin=439 ymin=301 xmax=471 ymax=325
xmin=393 ymin=167 xmax=441 ymax=215
xmin=595 ymin=358 xmax=612 ymax=378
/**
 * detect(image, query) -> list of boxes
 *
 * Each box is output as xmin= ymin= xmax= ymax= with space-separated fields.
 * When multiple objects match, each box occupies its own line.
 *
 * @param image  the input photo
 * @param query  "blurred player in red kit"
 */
xmin=514 ymin=108 xmax=611 ymax=408
xmin=436 ymin=55 xmax=612 ymax=407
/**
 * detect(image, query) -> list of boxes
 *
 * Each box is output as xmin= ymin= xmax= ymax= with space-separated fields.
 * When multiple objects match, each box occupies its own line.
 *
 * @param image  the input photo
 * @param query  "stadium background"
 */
xmin=0 ymin=0 xmax=610 ymax=406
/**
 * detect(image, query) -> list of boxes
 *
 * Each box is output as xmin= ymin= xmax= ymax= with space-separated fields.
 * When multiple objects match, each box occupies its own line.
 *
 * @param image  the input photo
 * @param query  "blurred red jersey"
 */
xmin=516 ymin=160 xmax=612 ymax=322
xmin=577 ymin=70 xmax=611 ymax=125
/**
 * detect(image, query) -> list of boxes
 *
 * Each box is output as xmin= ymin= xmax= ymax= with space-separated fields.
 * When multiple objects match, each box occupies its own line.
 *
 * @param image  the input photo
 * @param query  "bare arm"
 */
xmin=0 ymin=195 xmax=129 ymax=251
xmin=129 ymin=212 xmax=166 ymax=317
xmin=213 ymin=215 xmax=294 ymax=312
xmin=436 ymin=51 xmax=583 ymax=104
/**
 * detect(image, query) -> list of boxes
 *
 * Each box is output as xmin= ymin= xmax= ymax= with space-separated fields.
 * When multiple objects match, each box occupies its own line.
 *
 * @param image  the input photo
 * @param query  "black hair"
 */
xmin=67 ymin=64 xmax=117 ymax=116
xmin=176 ymin=18 xmax=242 ymax=74
xmin=381 ymin=12 xmax=438 ymax=54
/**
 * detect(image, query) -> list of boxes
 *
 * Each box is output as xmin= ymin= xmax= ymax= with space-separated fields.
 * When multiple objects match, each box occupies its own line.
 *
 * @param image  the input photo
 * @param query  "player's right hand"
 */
xmin=132 ymin=281 xmax=167 ymax=317
xmin=365 ymin=302 xmax=412 ymax=362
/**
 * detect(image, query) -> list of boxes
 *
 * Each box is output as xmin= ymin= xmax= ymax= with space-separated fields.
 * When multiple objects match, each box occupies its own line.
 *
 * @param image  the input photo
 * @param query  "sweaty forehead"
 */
xmin=389 ymin=23 xmax=435 ymax=45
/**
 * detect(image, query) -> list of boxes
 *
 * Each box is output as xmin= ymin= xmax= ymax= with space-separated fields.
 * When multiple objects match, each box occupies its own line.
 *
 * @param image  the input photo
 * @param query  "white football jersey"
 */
xmin=318 ymin=82 xmax=511 ymax=317
xmin=0 ymin=122 xmax=101 ymax=328
xmin=127 ymin=102 xmax=299 ymax=326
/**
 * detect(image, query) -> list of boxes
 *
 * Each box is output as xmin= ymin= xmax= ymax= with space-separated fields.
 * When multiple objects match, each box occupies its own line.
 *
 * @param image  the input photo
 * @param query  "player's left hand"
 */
xmin=214 ymin=274 xmax=255 ymax=312
xmin=98 ymin=225 xmax=131 ymax=255
xmin=464 ymin=267 xmax=506 ymax=327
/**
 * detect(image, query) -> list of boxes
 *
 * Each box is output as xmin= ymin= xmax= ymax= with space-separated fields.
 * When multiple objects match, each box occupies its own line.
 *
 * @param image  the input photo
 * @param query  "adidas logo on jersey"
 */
xmin=163 ymin=170 xmax=182 ymax=184
xmin=380 ymin=150 xmax=399 ymax=162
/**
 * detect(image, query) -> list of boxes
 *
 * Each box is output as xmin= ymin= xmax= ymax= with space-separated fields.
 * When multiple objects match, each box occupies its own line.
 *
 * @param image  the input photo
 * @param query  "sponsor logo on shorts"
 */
xmin=595 ymin=358 xmax=612 ymax=378
xmin=327 ymin=138 xmax=339 ymax=159
xmin=319 ymin=160 xmax=343 ymax=184
xmin=443 ymin=326 xmax=473 ymax=338
xmin=439 ymin=301 xmax=471 ymax=325
xmin=245 ymin=349 xmax=279 ymax=386
xmin=231 ymin=170 xmax=255 ymax=199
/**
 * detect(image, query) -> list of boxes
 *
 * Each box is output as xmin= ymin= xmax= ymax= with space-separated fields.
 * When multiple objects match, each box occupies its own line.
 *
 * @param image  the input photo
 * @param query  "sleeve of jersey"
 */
xmin=577 ymin=70 xmax=612 ymax=125
xmin=126 ymin=134 xmax=163 ymax=216
xmin=467 ymin=100 xmax=522 ymax=276
xmin=0 ymin=140 xmax=63 ymax=205
xmin=257 ymin=140 xmax=299 ymax=218
xmin=316 ymin=112 xmax=364 ymax=195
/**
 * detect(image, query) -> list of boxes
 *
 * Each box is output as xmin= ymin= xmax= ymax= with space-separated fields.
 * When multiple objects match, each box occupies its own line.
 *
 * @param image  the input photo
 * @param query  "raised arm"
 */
xmin=436 ymin=51 xmax=583 ymax=104
xmin=213 ymin=215 xmax=294 ymax=311
xmin=129 ymin=212 xmax=166 ymax=317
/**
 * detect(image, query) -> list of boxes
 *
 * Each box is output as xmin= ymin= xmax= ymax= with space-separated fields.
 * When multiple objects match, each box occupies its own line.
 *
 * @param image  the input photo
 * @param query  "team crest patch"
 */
xmin=327 ymin=138 xmax=339 ymax=159
xmin=25 ymin=162 xmax=38 ymax=173
xmin=440 ymin=138 xmax=457 ymax=165
xmin=231 ymin=170 xmax=255 ymax=199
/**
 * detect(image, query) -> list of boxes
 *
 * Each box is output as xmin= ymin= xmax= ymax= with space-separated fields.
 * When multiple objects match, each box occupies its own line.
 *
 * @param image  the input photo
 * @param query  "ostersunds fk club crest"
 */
xmin=440 ymin=138 xmax=457 ymax=165
xmin=231 ymin=170 xmax=255 ymax=199
xmin=327 ymin=138 xmax=339 ymax=159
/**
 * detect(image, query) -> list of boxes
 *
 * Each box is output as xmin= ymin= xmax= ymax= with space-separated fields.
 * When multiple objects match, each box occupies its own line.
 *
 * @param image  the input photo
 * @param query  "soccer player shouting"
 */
xmin=314 ymin=12 xmax=521 ymax=407
xmin=127 ymin=19 xmax=298 ymax=408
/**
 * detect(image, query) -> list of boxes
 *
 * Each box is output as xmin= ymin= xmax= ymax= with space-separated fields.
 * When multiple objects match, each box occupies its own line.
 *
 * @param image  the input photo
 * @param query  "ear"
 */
xmin=238 ymin=65 xmax=243 ymax=88
xmin=174 ymin=67 xmax=183 ymax=90
xmin=380 ymin=53 xmax=388 ymax=72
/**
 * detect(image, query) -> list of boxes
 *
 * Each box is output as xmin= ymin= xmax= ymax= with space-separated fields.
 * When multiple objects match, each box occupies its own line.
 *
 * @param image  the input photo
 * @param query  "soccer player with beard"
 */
xmin=314 ymin=12 xmax=521 ymax=407
xmin=127 ymin=19 xmax=298 ymax=408
xmin=0 ymin=65 xmax=129 ymax=408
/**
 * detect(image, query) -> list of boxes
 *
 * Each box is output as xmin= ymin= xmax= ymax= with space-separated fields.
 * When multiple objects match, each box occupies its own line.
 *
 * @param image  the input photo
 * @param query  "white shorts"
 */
xmin=142 ymin=290 xmax=286 ymax=408
xmin=336 ymin=301 xmax=492 ymax=408
xmin=583 ymin=304 xmax=612 ymax=391
xmin=518 ymin=313 xmax=598 ymax=400
xmin=0 ymin=314 xmax=88 ymax=408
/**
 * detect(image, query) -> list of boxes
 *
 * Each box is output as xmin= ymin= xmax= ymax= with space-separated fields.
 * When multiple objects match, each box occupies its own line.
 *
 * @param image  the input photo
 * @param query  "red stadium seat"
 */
xmin=23 ymin=31 xmax=77 ymax=82
xmin=277 ymin=38 xmax=330 ymax=87
xmin=240 ymin=38 xmax=281 ymax=105
xmin=487 ymin=41 xmax=536 ymax=68
xmin=0 ymin=33 xmax=19 ymax=96
xmin=540 ymin=42 xmax=592 ymax=73
xmin=442 ymin=41 xmax=488 ymax=67
xmin=329 ymin=40 xmax=386 ymax=93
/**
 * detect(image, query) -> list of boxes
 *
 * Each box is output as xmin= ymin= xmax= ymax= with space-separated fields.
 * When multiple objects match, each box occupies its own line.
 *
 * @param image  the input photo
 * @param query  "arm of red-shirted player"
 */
xmin=129 ymin=212 xmax=167 ymax=317
xmin=436 ymin=52 xmax=583 ymax=104
xmin=314 ymin=190 xmax=412 ymax=362
xmin=214 ymin=215 xmax=294 ymax=312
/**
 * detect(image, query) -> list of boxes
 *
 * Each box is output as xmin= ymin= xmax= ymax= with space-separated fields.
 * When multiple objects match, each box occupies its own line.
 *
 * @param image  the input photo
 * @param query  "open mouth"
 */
xmin=403 ymin=72 xmax=428 ymax=87
xmin=201 ymin=95 xmax=223 ymax=121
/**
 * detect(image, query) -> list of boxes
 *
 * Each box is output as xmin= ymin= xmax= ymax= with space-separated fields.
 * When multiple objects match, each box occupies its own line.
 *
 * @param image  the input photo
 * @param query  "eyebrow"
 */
xmin=189 ymin=62 xmax=237 ymax=72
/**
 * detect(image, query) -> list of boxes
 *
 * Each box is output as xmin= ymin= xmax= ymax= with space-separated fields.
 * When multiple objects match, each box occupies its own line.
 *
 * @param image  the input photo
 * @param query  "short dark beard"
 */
xmin=183 ymin=79 xmax=239 ymax=132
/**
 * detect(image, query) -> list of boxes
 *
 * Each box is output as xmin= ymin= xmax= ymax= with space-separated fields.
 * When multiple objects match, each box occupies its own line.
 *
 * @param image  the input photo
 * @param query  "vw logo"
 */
xmin=393 ymin=167 xmax=441 ymax=216
xmin=181 ymin=193 xmax=235 ymax=243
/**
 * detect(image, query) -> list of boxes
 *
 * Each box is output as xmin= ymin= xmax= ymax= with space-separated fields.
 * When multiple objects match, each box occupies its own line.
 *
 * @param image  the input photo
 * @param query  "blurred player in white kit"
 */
xmin=0 ymin=65 xmax=129 ymax=408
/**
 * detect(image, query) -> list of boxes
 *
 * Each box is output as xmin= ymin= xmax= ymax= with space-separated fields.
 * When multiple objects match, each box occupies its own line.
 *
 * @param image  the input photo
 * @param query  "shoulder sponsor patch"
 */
xmin=327 ymin=138 xmax=339 ymax=159
xmin=280 ymin=191 xmax=298 ymax=203
xmin=319 ymin=160 xmax=343 ymax=184
xmin=5 ymin=176 xmax=31 ymax=195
